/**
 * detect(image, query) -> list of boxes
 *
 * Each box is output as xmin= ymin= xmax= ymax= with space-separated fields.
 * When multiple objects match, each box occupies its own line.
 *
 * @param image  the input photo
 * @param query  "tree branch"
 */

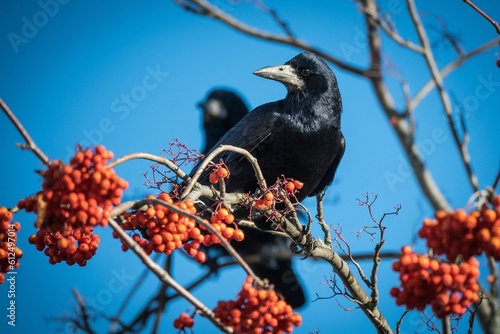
xmin=316 ymin=194 xmax=332 ymax=248
xmin=0 ymin=98 xmax=50 ymax=165
xmin=173 ymin=0 xmax=371 ymax=77
xmin=107 ymin=152 xmax=190 ymax=182
xmin=462 ymin=0 xmax=500 ymax=35
xmin=361 ymin=0 xmax=452 ymax=211
xmin=181 ymin=144 xmax=267 ymax=198
xmin=407 ymin=0 xmax=480 ymax=194
xmin=410 ymin=37 xmax=500 ymax=110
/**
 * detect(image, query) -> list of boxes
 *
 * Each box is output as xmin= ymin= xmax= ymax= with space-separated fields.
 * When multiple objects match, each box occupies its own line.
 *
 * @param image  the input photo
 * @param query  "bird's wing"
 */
xmin=192 ymin=102 xmax=281 ymax=183
xmin=310 ymin=131 xmax=345 ymax=196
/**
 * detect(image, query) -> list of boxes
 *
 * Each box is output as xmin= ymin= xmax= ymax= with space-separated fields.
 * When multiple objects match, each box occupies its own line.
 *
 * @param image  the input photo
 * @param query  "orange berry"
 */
xmin=418 ymin=256 xmax=430 ymax=269
xmin=435 ymin=210 xmax=447 ymax=220
xmin=225 ymin=213 xmax=235 ymax=224
xmin=482 ymin=209 xmax=497 ymax=224
xmin=195 ymin=251 xmax=206 ymax=264
xmin=216 ymin=167 xmax=229 ymax=179
xmin=285 ymin=181 xmax=295 ymax=192
xmin=58 ymin=238 xmax=69 ymax=249
xmin=465 ymin=215 xmax=478 ymax=229
xmin=401 ymin=246 xmax=412 ymax=255
xmin=151 ymin=234 xmax=163 ymax=246
xmin=217 ymin=208 xmax=229 ymax=220
xmin=233 ymin=229 xmax=244 ymax=242
xmin=476 ymin=228 xmax=491 ymax=243
xmin=264 ymin=192 xmax=274 ymax=201
xmin=293 ymin=180 xmax=304 ymax=189
xmin=209 ymin=172 xmax=219 ymax=184
xmin=493 ymin=196 xmax=500 ymax=208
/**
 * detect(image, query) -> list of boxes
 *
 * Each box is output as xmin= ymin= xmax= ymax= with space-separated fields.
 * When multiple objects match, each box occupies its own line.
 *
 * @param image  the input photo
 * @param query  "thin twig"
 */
xmin=174 ymin=0 xmax=371 ymax=77
xmin=491 ymin=167 xmax=500 ymax=192
xmin=356 ymin=0 xmax=424 ymax=53
xmin=107 ymin=152 xmax=190 ymax=183
xmin=108 ymin=253 xmax=162 ymax=333
xmin=316 ymin=194 xmax=332 ymax=248
xmin=407 ymin=0 xmax=480 ymax=194
xmin=462 ymin=0 xmax=500 ymax=35
xmin=411 ymin=37 xmax=500 ymax=110
xmin=72 ymin=289 xmax=97 ymax=334
xmin=181 ymin=144 xmax=267 ymax=199
xmin=0 ymin=98 xmax=50 ymax=165
xmin=396 ymin=308 xmax=410 ymax=334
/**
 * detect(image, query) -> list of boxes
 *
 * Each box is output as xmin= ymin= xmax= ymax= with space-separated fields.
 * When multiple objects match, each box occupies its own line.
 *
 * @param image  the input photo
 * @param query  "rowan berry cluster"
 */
xmin=173 ymin=312 xmax=194 ymax=330
xmin=209 ymin=166 xmax=230 ymax=184
xmin=20 ymin=145 xmax=128 ymax=266
xmin=0 ymin=208 xmax=22 ymax=284
xmin=254 ymin=179 xmax=304 ymax=210
xmin=114 ymin=193 xmax=244 ymax=263
xmin=391 ymin=246 xmax=480 ymax=318
xmin=418 ymin=196 xmax=500 ymax=262
xmin=213 ymin=276 xmax=302 ymax=333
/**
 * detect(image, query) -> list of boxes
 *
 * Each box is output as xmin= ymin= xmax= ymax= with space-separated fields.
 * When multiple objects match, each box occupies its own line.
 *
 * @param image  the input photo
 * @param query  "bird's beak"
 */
xmin=253 ymin=64 xmax=305 ymax=91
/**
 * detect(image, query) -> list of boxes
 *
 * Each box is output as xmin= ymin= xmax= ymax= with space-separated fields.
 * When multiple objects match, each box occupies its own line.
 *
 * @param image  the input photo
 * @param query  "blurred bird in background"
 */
xmin=197 ymin=88 xmax=307 ymax=308
xmin=198 ymin=89 xmax=250 ymax=155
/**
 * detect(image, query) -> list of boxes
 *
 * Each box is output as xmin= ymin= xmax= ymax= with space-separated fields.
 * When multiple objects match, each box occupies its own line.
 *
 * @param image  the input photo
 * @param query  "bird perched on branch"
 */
xmin=195 ymin=52 xmax=345 ymax=308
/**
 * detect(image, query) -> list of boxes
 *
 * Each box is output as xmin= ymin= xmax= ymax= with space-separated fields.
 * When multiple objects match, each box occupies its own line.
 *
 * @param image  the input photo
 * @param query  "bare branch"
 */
xmin=356 ymin=1 xmax=424 ymax=53
xmin=107 ymin=152 xmax=190 ymax=182
xmin=0 ymin=98 xmax=50 ymax=165
xmin=316 ymin=194 xmax=332 ymax=248
xmin=462 ymin=0 xmax=500 ymax=35
xmin=442 ymin=316 xmax=452 ymax=334
xmin=411 ymin=37 xmax=500 ymax=109
xmin=109 ymin=254 xmax=162 ymax=333
xmin=491 ymin=167 xmax=500 ymax=192
xmin=360 ymin=0 xmax=451 ymax=211
xmin=252 ymin=1 xmax=295 ymax=38
xmin=406 ymin=0 xmax=480 ymax=193
xmin=174 ymin=0 xmax=370 ymax=77
xmin=396 ymin=308 xmax=410 ymax=334
xmin=181 ymin=144 xmax=267 ymax=198
xmin=72 ymin=289 xmax=96 ymax=334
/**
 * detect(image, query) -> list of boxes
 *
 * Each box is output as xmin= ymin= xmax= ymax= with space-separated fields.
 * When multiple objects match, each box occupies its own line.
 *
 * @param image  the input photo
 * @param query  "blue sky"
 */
xmin=1 ymin=1 xmax=499 ymax=333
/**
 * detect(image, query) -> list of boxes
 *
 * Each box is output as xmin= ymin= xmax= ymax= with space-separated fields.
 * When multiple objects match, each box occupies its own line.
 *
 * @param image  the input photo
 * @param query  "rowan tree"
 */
xmin=1 ymin=1 xmax=499 ymax=334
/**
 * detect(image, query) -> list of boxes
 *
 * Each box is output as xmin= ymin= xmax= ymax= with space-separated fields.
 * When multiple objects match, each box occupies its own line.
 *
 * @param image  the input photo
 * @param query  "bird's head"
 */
xmin=253 ymin=52 xmax=342 ymax=123
xmin=198 ymin=89 xmax=250 ymax=154
xmin=253 ymin=52 xmax=338 ymax=98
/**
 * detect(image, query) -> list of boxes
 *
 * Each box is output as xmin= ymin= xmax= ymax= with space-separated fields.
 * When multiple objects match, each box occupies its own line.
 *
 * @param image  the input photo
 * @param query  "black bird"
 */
xmin=198 ymin=89 xmax=250 ymax=155
xmin=196 ymin=88 xmax=307 ymax=308
xmin=198 ymin=52 xmax=345 ymax=206
xmin=194 ymin=52 xmax=345 ymax=307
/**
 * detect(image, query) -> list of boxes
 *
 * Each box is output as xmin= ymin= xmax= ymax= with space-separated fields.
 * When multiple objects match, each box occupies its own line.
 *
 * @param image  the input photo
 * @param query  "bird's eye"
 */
xmin=300 ymin=69 xmax=310 ymax=77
